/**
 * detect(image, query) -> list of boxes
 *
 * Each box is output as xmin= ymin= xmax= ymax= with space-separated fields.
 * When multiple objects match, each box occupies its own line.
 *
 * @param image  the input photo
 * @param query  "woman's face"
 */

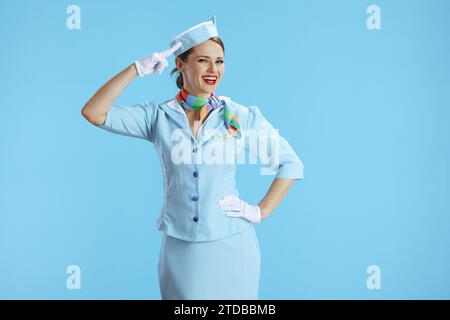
xmin=176 ymin=40 xmax=225 ymax=99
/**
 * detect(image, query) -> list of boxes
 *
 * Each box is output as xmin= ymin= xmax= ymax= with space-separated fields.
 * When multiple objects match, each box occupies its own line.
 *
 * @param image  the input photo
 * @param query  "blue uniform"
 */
xmin=98 ymin=96 xmax=304 ymax=299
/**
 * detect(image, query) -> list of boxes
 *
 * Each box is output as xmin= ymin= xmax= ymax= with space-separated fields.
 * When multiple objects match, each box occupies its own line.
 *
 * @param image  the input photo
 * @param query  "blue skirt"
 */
xmin=157 ymin=226 xmax=260 ymax=300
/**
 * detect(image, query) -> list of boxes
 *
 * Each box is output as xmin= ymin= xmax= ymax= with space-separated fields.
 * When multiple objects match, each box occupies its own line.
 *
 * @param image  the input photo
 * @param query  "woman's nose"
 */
xmin=208 ymin=62 xmax=217 ymax=73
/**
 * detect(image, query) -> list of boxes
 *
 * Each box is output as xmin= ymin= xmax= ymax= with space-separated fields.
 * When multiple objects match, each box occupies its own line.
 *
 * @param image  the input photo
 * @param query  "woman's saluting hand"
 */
xmin=134 ymin=41 xmax=182 ymax=76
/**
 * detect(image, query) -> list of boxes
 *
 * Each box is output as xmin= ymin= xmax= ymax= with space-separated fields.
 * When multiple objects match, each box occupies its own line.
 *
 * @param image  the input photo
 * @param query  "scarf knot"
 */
xmin=176 ymin=87 xmax=241 ymax=139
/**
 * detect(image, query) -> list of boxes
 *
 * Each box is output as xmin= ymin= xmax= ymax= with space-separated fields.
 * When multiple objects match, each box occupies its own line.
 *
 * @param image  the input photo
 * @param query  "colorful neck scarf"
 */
xmin=176 ymin=87 xmax=241 ymax=139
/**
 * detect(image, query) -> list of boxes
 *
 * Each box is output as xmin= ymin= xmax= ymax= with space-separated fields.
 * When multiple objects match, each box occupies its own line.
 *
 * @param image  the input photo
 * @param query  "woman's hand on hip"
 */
xmin=218 ymin=195 xmax=262 ymax=223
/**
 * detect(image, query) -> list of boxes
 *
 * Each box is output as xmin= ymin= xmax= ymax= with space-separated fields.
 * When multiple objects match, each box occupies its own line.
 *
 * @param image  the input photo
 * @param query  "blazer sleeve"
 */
xmin=245 ymin=106 xmax=304 ymax=180
xmin=97 ymin=100 xmax=158 ymax=142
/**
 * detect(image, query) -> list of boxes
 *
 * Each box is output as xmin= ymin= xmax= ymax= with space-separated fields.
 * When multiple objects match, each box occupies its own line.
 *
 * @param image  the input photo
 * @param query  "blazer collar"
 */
xmin=165 ymin=98 xmax=184 ymax=114
xmin=163 ymin=96 xmax=231 ymax=145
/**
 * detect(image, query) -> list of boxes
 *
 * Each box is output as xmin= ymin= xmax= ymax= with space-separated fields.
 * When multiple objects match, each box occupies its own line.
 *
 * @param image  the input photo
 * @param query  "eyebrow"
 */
xmin=196 ymin=55 xmax=224 ymax=59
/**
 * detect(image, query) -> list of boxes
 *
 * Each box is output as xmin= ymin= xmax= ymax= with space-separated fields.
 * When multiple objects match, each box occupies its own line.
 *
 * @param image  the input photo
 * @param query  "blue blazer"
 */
xmin=98 ymin=96 xmax=304 ymax=242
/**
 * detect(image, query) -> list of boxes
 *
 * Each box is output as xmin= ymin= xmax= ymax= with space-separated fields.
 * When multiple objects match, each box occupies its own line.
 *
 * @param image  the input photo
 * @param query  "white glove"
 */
xmin=134 ymin=41 xmax=182 ymax=77
xmin=218 ymin=195 xmax=262 ymax=223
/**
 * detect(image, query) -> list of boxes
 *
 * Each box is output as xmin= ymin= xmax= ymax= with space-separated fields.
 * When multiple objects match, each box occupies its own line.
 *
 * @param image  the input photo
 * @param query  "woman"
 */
xmin=81 ymin=16 xmax=304 ymax=300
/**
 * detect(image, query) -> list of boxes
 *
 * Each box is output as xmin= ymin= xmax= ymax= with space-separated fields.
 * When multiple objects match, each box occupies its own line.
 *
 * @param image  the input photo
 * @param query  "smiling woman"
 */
xmin=81 ymin=15 xmax=303 ymax=300
xmin=169 ymin=37 xmax=227 ymax=137
xmin=170 ymin=36 xmax=225 ymax=98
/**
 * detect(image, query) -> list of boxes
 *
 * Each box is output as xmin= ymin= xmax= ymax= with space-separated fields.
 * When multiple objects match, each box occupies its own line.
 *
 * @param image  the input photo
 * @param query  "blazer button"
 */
xmin=192 ymin=147 xmax=198 ymax=153
xmin=193 ymin=216 xmax=199 ymax=222
xmin=192 ymin=195 xmax=199 ymax=201
xmin=193 ymin=171 xmax=199 ymax=177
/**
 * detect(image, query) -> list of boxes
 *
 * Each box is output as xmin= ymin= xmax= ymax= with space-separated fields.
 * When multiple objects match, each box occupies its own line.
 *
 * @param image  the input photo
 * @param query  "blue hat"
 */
xmin=169 ymin=16 xmax=219 ymax=57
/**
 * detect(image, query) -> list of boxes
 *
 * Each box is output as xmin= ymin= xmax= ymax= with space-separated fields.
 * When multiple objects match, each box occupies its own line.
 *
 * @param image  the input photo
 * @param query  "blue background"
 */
xmin=1 ymin=0 xmax=449 ymax=299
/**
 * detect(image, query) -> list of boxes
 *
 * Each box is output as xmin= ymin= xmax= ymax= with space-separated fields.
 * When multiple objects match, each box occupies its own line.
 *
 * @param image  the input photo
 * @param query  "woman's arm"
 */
xmin=81 ymin=43 xmax=182 ymax=126
xmin=81 ymin=64 xmax=138 ymax=126
xmin=258 ymin=178 xmax=296 ymax=221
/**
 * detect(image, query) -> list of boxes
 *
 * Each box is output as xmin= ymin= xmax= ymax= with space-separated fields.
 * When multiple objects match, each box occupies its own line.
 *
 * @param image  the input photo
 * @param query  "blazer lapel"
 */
xmin=162 ymin=98 xmax=192 ymax=131
xmin=162 ymin=96 xmax=234 ymax=146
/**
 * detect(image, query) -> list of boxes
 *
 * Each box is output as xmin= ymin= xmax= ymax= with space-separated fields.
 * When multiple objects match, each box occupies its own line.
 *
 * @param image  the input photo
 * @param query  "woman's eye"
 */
xmin=198 ymin=59 xmax=224 ymax=63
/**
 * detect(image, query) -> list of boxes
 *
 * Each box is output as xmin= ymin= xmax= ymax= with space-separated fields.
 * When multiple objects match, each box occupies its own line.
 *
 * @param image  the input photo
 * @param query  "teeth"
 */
xmin=203 ymin=77 xmax=217 ymax=80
